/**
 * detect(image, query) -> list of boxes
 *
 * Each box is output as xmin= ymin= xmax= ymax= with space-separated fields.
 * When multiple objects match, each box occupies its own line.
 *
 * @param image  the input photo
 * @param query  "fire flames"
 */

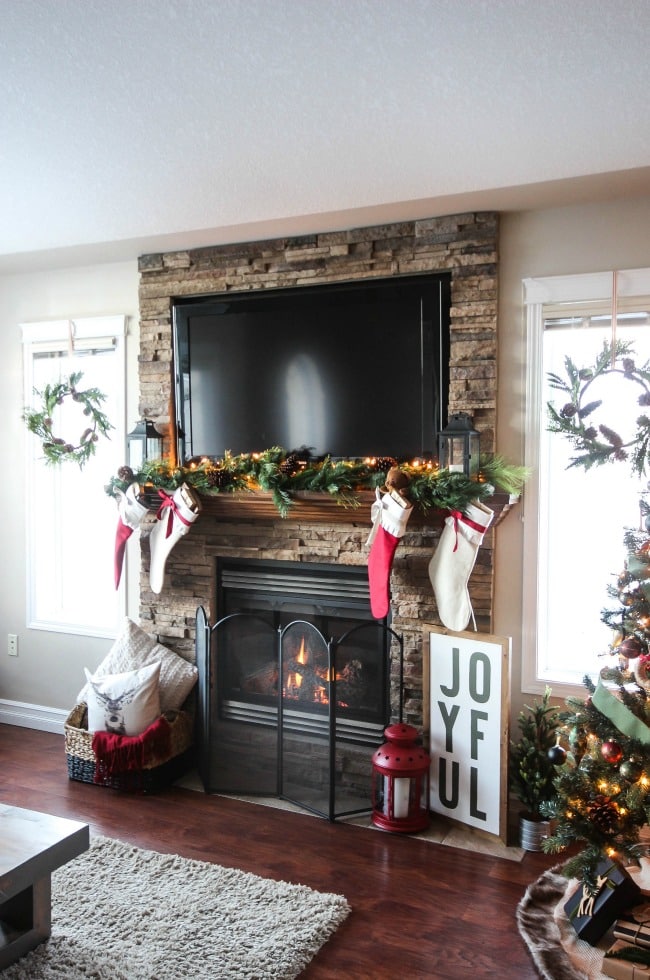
xmin=284 ymin=636 xmax=357 ymax=708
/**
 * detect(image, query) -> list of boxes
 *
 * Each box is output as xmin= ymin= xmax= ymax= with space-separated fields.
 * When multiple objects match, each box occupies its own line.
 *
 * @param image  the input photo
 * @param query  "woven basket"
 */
xmin=64 ymin=703 xmax=195 ymax=792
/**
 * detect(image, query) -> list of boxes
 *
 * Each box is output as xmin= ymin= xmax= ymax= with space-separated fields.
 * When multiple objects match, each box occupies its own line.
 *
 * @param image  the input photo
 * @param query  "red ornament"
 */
xmin=619 ymin=636 xmax=646 ymax=660
xmin=601 ymin=740 xmax=623 ymax=764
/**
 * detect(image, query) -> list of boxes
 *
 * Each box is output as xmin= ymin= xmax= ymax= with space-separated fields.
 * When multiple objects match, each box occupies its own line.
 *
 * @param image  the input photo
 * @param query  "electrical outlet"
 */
xmin=7 ymin=634 xmax=18 ymax=657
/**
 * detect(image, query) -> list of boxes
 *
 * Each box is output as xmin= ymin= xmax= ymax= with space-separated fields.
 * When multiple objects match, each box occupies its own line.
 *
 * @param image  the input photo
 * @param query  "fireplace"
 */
xmin=195 ymin=558 xmax=403 ymax=819
xmin=136 ymin=213 xmax=500 ymax=747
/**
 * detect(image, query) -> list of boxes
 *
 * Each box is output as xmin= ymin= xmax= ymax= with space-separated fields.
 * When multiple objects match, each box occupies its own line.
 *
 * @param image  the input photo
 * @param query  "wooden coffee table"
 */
xmin=0 ymin=804 xmax=89 ymax=969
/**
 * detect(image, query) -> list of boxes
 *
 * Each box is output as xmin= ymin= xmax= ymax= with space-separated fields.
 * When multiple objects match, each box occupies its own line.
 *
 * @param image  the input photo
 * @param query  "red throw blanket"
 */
xmin=92 ymin=715 xmax=172 ymax=786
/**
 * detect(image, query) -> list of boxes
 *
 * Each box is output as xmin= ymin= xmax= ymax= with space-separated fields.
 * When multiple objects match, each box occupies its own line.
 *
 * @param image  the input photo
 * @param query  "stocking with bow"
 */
xmin=149 ymin=483 xmax=201 ymax=594
xmin=428 ymin=499 xmax=493 ymax=632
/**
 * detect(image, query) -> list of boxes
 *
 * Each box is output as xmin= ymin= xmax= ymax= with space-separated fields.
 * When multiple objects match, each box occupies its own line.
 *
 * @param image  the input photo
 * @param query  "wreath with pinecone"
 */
xmin=547 ymin=339 xmax=650 ymax=475
xmin=23 ymin=371 xmax=113 ymax=468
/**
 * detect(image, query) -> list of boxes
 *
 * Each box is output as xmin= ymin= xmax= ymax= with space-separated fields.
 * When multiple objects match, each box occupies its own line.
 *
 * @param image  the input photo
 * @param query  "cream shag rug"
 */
xmin=2 ymin=836 xmax=350 ymax=980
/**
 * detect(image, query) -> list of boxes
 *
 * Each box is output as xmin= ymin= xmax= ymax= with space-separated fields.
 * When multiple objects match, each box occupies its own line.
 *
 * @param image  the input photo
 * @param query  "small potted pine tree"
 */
xmin=509 ymin=686 xmax=565 ymax=850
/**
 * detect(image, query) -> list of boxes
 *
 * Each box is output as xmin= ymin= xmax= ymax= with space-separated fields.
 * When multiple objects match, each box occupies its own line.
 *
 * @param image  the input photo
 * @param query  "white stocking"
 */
xmin=428 ymin=499 xmax=493 ymax=632
xmin=149 ymin=483 xmax=201 ymax=594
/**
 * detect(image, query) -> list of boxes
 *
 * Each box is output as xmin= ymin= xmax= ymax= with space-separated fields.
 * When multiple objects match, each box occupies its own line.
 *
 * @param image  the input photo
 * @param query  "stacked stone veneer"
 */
xmin=137 ymin=212 xmax=499 ymax=727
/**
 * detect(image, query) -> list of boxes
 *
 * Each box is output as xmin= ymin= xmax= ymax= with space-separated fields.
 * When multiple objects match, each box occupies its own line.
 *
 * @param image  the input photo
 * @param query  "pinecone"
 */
xmin=587 ymin=794 xmax=619 ymax=833
xmin=207 ymin=468 xmax=231 ymax=489
xmin=279 ymin=453 xmax=300 ymax=475
xmin=375 ymin=456 xmax=397 ymax=473
xmin=117 ymin=465 xmax=135 ymax=482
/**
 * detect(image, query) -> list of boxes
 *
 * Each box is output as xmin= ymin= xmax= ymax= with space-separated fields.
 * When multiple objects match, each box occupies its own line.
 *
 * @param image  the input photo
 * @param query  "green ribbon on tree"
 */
xmin=592 ymin=676 xmax=650 ymax=745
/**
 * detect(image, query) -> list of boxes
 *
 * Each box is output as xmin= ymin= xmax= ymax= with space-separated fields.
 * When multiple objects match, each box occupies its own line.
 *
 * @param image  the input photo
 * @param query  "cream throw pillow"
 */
xmin=77 ymin=618 xmax=197 ymax=713
xmin=84 ymin=661 xmax=161 ymax=736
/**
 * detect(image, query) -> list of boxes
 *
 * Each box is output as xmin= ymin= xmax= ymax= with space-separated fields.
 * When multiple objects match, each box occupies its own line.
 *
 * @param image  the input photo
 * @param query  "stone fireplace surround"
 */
xmin=136 ymin=212 xmax=499 ymax=730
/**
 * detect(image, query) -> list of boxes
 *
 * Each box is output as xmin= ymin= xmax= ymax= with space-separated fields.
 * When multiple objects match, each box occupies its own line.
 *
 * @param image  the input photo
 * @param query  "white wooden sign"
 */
xmin=424 ymin=626 xmax=511 ymax=843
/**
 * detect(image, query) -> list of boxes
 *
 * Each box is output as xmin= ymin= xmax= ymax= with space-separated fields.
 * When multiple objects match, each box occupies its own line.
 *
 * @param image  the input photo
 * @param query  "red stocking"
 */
xmin=366 ymin=489 xmax=413 ymax=619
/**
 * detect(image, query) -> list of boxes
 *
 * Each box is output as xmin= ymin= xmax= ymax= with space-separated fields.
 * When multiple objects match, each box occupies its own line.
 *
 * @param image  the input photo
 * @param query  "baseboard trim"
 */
xmin=0 ymin=699 xmax=67 ymax=735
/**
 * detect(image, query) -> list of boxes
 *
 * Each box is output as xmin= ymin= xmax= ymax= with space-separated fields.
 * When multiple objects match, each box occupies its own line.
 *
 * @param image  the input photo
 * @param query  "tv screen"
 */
xmin=172 ymin=274 xmax=450 ymax=461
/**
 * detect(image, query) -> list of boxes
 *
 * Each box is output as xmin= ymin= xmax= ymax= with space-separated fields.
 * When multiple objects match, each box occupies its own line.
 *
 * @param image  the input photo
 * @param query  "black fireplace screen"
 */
xmin=195 ymin=558 xmax=403 ymax=820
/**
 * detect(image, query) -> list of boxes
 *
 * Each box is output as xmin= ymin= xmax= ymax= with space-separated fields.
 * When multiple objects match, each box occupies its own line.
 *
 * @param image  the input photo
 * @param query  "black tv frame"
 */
xmin=171 ymin=272 xmax=450 ymax=463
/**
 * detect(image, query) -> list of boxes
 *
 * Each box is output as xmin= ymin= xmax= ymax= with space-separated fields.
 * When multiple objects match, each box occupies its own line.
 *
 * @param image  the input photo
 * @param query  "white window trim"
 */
xmin=21 ymin=315 xmax=128 ymax=637
xmin=522 ymin=269 xmax=650 ymax=698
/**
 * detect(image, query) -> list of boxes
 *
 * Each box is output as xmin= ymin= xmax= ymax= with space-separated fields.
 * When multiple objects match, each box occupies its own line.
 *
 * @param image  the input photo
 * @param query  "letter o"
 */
xmin=469 ymin=651 xmax=491 ymax=703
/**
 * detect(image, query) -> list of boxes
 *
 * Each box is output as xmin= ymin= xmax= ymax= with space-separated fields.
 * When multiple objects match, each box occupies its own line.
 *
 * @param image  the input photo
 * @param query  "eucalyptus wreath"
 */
xmin=24 ymin=371 xmax=113 ymax=468
xmin=547 ymin=339 xmax=650 ymax=476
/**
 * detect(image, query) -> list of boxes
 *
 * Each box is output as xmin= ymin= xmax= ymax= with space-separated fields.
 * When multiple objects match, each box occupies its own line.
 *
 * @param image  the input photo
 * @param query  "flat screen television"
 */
xmin=172 ymin=273 xmax=450 ymax=462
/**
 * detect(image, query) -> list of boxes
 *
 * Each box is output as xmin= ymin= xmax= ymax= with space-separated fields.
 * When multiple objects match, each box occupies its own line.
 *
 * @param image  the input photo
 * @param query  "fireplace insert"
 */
xmin=195 ymin=558 xmax=404 ymax=819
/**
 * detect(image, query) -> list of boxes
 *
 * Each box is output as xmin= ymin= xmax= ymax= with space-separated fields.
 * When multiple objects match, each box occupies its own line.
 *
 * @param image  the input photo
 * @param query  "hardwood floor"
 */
xmin=0 ymin=723 xmax=559 ymax=979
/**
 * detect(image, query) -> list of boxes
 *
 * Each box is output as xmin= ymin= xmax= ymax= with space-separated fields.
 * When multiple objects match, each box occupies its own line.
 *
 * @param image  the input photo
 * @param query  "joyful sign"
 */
xmin=425 ymin=628 xmax=510 ymax=842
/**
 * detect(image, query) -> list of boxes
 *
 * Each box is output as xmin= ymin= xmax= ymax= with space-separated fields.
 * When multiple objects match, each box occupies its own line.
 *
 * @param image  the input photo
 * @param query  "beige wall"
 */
xmin=0 ymin=261 xmax=140 ymax=718
xmin=1 ymin=194 xmax=649 ymax=725
xmin=495 ymin=195 xmax=650 ymax=717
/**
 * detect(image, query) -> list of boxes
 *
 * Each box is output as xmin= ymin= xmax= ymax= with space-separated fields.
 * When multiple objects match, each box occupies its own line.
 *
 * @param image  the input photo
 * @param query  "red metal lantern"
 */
xmin=371 ymin=723 xmax=430 ymax=833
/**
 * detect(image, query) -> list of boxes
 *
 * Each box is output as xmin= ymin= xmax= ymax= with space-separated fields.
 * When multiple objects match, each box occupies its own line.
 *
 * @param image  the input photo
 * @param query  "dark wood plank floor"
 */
xmin=0 ymin=723 xmax=559 ymax=978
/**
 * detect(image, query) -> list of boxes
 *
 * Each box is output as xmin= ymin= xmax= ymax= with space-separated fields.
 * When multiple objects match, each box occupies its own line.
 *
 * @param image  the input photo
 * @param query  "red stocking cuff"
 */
xmin=114 ymin=520 xmax=133 ymax=589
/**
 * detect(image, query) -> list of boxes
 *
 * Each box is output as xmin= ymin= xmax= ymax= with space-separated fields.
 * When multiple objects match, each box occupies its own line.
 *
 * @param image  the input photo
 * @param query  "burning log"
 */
xmin=241 ymin=662 xmax=279 ymax=696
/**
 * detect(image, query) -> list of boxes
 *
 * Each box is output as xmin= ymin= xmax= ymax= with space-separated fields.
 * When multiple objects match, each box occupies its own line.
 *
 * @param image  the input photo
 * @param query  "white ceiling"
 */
xmin=2 ymin=0 xmax=650 ymax=272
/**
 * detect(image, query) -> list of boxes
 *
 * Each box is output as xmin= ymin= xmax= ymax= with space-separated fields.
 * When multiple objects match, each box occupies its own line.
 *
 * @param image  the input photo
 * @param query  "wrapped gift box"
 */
xmin=564 ymin=860 xmax=642 ymax=946
xmin=615 ymin=905 xmax=650 ymax=949
xmin=602 ymin=940 xmax=650 ymax=979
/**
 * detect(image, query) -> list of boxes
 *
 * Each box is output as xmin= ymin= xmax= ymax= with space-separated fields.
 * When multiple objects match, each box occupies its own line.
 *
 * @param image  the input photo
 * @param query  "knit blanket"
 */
xmin=92 ymin=715 xmax=171 ymax=785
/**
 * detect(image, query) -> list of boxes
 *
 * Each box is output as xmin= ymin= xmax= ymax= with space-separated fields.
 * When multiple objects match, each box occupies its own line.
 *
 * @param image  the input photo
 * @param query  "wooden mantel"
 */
xmin=187 ymin=490 xmax=517 ymax=527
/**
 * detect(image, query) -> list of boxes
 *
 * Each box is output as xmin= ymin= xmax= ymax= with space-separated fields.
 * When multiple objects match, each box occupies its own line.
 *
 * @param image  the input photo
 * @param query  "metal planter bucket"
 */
xmin=519 ymin=814 xmax=551 ymax=851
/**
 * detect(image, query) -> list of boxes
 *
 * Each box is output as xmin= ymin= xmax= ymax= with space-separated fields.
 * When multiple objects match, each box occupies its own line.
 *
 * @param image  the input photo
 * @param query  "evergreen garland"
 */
xmin=104 ymin=446 xmax=529 ymax=518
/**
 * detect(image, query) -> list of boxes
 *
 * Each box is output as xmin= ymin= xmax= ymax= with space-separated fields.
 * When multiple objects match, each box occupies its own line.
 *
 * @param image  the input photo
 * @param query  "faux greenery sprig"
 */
xmin=105 ymin=446 xmax=529 ymax=519
xmin=547 ymin=339 xmax=650 ymax=475
xmin=24 ymin=371 xmax=113 ymax=468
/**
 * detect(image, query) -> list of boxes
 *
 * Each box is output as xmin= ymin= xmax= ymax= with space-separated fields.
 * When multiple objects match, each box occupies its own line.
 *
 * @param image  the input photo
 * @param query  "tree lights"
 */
xmin=541 ymin=517 xmax=650 ymax=888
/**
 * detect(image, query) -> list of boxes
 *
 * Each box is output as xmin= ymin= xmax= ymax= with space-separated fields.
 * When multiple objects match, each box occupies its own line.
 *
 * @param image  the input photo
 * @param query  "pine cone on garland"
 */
xmin=375 ymin=456 xmax=397 ymax=474
xmin=206 ymin=468 xmax=232 ymax=489
xmin=117 ymin=465 xmax=135 ymax=483
xmin=279 ymin=453 xmax=300 ymax=476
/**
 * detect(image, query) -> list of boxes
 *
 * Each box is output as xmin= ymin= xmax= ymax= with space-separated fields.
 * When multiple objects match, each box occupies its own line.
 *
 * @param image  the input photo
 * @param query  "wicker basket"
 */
xmin=64 ymin=703 xmax=195 ymax=792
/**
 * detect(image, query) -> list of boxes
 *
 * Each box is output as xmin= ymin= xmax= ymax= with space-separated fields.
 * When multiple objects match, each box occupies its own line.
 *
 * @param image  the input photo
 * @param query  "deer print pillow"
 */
xmin=84 ymin=660 xmax=161 ymax=736
xmin=77 ymin=618 xmax=197 ymax=713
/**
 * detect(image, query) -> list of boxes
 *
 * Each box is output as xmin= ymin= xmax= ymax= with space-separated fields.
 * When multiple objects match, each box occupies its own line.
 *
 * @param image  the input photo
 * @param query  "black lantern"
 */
xmin=127 ymin=420 xmax=163 ymax=471
xmin=437 ymin=413 xmax=480 ymax=477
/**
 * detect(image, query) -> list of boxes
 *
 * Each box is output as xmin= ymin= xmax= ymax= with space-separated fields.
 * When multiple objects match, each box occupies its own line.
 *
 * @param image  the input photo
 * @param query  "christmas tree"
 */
xmin=542 ymin=499 xmax=650 ymax=890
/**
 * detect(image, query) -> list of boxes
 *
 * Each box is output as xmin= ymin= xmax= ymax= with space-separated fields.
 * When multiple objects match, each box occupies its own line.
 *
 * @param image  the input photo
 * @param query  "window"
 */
xmin=523 ymin=271 xmax=650 ymax=696
xmin=21 ymin=316 xmax=127 ymax=637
